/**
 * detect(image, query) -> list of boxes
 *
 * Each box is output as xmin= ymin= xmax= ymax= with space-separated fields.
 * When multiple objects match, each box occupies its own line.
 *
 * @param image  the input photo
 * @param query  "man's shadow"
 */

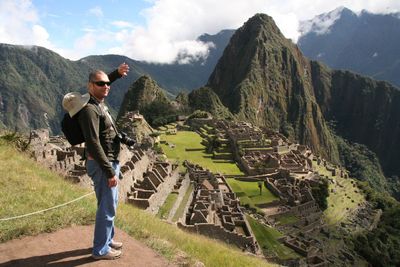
xmin=0 ymin=247 xmax=95 ymax=267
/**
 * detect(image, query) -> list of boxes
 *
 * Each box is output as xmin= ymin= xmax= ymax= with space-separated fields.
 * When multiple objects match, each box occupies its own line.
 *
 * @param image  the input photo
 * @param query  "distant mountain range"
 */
xmin=1 ymin=9 xmax=400 ymax=189
xmin=298 ymin=7 xmax=400 ymax=88
xmin=0 ymin=29 xmax=234 ymax=133
xmin=186 ymin=13 xmax=400 ymax=193
xmin=1 ymin=10 xmax=400 ymax=266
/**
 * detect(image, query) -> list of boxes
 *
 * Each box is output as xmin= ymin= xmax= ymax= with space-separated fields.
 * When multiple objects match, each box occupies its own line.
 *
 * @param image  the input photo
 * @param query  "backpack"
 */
xmin=61 ymin=112 xmax=85 ymax=146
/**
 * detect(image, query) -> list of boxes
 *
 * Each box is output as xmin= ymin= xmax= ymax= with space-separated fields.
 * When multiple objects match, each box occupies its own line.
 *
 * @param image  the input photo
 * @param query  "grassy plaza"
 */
xmin=160 ymin=130 xmax=279 ymax=210
xmin=160 ymin=130 xmax=243 ymax=175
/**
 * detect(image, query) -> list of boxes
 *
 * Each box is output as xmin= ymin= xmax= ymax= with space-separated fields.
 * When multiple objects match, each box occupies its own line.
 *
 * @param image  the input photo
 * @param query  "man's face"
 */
xmin=88 ymin=72 xmax=110 ymax=101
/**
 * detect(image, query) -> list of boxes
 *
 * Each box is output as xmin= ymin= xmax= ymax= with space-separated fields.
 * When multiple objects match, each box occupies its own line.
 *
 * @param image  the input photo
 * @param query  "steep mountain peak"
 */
xmin=299 ymin=6 xmax=357 ymax=36
xmin=245 ymin=13 xmax=276 ymax=26
xmin=205 ymin=13 xmax=338 ymax=160
xmin=117 ymin=75 xmax=168 ymax=120
xmin=238 ymin=13 xmax=285 ymax=41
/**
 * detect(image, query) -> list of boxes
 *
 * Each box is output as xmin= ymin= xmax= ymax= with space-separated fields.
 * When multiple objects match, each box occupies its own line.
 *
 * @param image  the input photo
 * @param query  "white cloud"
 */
xmin=111 ymin=0 xmax=273 ymax=63
xmin=0 ymin=0 xmax=52 ymax=46
xmin=74 ymin=32 xmax=97 ymax=51
xmin=112 ymin=21 xmax=135 ymax=29
xmin=111 ymin=0 xmax=400 ymax=63
xmin=299 ymin=6 xmax=346 ymax=36
xmin=32 ymin=25 xmax=52 ymax=47
xmin=89 ymin=6 xmax=103 ymax=18
xmin=70 ymin=29 xmax=116 ymax=57
xmin=1 ymin=0 xmax=400 ymax=63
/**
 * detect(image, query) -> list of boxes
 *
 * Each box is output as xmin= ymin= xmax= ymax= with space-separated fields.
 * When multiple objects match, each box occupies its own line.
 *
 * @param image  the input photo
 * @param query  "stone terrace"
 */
xmin=195 ymin=121 xmax=328 ymax=262
xmin=127 ymin=161 xmax=180 ymax=214
xmin=178 ymin=162 xmax=259 ymax=253
xmin=263 ymin=172 xmax=322 ymax=233
xmin=200 ymin=120 xmax=313 ymax=177
xmin=29 ymin=129 xmax=154 ymax=204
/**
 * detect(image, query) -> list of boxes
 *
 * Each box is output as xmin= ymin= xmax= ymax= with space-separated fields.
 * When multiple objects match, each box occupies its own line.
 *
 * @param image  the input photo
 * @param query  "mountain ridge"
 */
xmin=298 ymin=7 xmax=400 ymax=88
xmin=205 ymin=14 xmax=339 ymax=162
xmin=1 ymin=12 xmax=399 ymax=190
xmin=0 ymin=29 xmax=233 ymax=133
xmin=311 ymin=62 xmax=400 ymax=177
xmin=187 ymin=13 xmax=394 ymax=192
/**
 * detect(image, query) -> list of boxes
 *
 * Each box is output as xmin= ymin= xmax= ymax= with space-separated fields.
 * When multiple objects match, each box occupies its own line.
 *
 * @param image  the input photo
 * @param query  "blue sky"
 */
xmin=1 ymin=0 xmax=399 ymax=63
xmin=33 ymin=0 xmax=151 ymax=56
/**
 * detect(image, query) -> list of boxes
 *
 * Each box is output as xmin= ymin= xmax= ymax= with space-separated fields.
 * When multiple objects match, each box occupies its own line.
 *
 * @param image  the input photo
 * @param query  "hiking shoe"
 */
xmin=92 ymin=248 xmax=122 ymax=260
xmin=110 ymin=240 xmax=123 ymax=250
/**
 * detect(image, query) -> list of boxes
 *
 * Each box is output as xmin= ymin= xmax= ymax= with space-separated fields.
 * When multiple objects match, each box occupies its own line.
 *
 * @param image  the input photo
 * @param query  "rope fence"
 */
xmin=0 ymin=191 xmax=95 ymax=222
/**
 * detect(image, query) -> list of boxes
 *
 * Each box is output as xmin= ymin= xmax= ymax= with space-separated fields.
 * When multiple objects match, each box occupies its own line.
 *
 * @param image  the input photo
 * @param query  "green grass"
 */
xmin=160 ymin=131 xmax=279 ymax=214
xmin=227 ymin=178 xmax=278 ymax=211
xmin=275 ymin=214 xmax=299 ymax=225
xmin=156 ymin=192 xmax=178 ymax=219
xmin=0 ymin=144 xmax=97 ymax=242
xmin=172 ymin=183 xmax=193 ymax=222
xmin=0 ymin=142 xmax=274 ymax=267
xmin=118 ymin=205 xmax=275 ymax=267
xmin=160 ymin=131 xmax=243 ymax=175
xmin=213 ymin=151 xmax=233 ymax=157
xmin=315 ymin=164 xmax=365 ymax=225
xmin=247 ymin=215 xmax=299 ymax=260
xmin=203 ymin=125 xmax=214 ymax=131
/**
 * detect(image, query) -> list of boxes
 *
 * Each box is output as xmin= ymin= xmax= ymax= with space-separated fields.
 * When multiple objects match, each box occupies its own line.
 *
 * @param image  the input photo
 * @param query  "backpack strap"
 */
xmin=99 ymin=103 xmax=119 ymax=135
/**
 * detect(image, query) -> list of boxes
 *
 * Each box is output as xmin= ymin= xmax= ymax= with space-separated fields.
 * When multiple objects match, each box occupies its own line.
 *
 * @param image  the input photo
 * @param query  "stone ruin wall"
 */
xmin=30 ymin=129 xmax=181 ymax=211
xmin=166 ymin=173 xmax=191 ymax=221
xmin=127 ymin=161 xmax=180 ymax=214
xmin=146 ymin=163 xmax=180 ymax=214
xmin=178 ymin=162 xmax=259 ymax=253
xmin=29 ymin=129 xmax=183 ymax=214
xmin=177 ymin=222 xmax=257 ymax=252
xmin=29 ymin=129 xmax=154 ymax=204
xmin=118 ymin=149 xmax=151 ymax=203
xmin=184 ymin=121 xmax=358 ymax=265
xmin=28 ymin=123 xmax=348 ymax=264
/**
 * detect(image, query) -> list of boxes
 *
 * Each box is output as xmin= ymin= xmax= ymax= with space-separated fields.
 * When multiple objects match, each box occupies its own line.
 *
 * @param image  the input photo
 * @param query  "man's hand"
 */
xmin=108 ymin=176 xmax=118 ymax=187
xmin=118 ymin=63 xmax=129 ymax=77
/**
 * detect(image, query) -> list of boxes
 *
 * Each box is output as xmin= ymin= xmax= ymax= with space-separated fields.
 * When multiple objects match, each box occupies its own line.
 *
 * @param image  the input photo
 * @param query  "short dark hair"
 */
xmin=88 ymin=70 xmax=106 ymax=82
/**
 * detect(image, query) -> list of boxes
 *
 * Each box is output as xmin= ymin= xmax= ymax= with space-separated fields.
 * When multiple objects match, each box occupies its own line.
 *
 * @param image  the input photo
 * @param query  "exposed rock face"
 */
xmin=205 ymin=14 xmax=339 ymax=162
xmin=311 ymin=61 xmax=400 ymax=176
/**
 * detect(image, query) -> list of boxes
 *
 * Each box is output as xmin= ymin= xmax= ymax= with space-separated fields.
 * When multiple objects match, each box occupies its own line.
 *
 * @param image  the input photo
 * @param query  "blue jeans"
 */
xmin=86 ymin=160 xmax=120 ymax=256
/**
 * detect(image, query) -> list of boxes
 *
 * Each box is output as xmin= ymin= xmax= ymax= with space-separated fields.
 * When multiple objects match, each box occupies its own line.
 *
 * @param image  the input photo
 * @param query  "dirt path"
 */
xmin=0 ymin=225 xmax=174 ymax=267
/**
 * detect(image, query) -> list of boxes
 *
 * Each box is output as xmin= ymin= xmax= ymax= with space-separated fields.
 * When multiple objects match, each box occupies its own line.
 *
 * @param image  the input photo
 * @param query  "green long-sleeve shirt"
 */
xmin=77 ymin=69 xmax=122 ymax=178
xmin=78 ymin=97 xmax=120 ymax=178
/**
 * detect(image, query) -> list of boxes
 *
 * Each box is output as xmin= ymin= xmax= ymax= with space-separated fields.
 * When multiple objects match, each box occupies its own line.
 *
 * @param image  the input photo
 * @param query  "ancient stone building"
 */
xmin=178 ymin=162 xmax=259 ymax=253
xmin=127 ymin=161 xmax=179 ymax=214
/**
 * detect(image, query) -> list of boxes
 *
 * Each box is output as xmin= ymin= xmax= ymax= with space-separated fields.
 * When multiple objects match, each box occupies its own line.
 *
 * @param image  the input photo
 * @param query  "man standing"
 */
xmin=78 ymin=63 xmax=129 ymax=260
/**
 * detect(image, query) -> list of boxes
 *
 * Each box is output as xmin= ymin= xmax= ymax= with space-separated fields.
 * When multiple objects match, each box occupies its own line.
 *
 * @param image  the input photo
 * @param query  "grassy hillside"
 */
xmin=0 ymin=141 xmax=273 ymax=267
xmin=0 ymin=143 xmax=97 ymax=242
xmin=315 ymin=164 xmax=365 ymax=226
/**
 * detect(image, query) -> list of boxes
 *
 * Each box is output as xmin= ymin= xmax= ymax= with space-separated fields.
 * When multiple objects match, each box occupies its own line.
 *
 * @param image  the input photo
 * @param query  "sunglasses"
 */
xmin=92 ymin=81 xmax=111 ymax=86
